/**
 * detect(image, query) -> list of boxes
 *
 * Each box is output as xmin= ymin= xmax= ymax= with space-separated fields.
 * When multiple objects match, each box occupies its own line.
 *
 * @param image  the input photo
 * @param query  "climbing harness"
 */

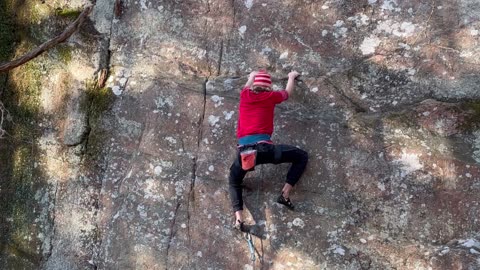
xmin=245 ymin=232 xmax=256 ymax=262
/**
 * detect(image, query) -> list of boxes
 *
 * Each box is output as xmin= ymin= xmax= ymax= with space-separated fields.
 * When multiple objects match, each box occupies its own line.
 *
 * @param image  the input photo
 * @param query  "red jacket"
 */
xmin=237 ymin=87 xmax=289 ymax=139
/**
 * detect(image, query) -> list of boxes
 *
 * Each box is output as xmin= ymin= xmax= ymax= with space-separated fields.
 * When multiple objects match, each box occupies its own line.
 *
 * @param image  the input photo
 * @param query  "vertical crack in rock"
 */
xmin=187 ymin=157 xmax=197 ymax=243
xmin=84 ymin=8 xmax=114 ymax=154
xmin=217 ymin=40 xmax=224 ymax=76
xmin=166 ymin=201 xmax=181 ymax=269
xmin=202 ymin=0 xmax=213 ymax=76
xmin=41 ymin=181 xmax=59 ymax=267
xmin=187 ymin=78 xmax=208 ymax=242
xmin=81 ymin=1 xmax=116 ymax=267
xmin=223 ymin=0 xmax=236 ymax=61
xmin=206 ymin=0 xmax=211 ymax=13
xmin=180 ymin=137 xmax=186 ymax=153
xmin=231 ymin=0 xmax=236 ymax=29
xmin=198 ymin=78 xmax=208 ymax=148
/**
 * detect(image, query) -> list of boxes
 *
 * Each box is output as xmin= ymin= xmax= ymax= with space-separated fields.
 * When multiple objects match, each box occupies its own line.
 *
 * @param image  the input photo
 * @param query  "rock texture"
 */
xmin=1 ymin=0 xmax=480 ymax=269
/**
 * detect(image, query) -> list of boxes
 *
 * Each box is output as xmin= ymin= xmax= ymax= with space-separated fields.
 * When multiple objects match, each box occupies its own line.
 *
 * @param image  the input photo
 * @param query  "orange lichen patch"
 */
xmin=418 ymin=40 xmax=480 ymax=77
xmin=368 ymin=54 xmax=387 ymax=64
xmin=413 ymin=101 xmax=469 ymax=137
xmin=453 ymin=29 xmax=478 ymax=50
xmin=421 ymin=155 xmax=480 ymax=189
xmin=354 ymin=239 xmax=431 ymax=269
xmin=431 ymin=249 xmax=479 ymax=269
xmin=270 ymin=248 xmax=318 ymax=269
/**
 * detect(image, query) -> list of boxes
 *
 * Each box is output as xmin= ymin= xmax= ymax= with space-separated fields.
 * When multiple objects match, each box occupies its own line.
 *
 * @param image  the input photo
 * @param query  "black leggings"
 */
xmin=228 ymin=143 xmax=308 ymax=212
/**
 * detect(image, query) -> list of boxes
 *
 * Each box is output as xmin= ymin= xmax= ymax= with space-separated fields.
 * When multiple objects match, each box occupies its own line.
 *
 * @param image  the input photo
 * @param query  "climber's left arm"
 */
xmin=244 ymin=71 xmax=258 ymax=88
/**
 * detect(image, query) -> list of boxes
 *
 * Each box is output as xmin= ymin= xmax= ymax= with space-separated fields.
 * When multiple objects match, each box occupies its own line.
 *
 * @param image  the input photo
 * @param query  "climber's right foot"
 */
xmin=276 ymin=193 xmax=294 ymax=210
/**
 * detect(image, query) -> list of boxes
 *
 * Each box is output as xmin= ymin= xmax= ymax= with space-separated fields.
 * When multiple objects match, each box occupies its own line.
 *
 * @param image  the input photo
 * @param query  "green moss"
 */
xmin=82 ymin=79 xmax=115 ymax=165
xmin=8 ymin=60 xmax=42 ymax=124
xmin=0 ymin=45 xmax=43 ymax=267
xmin=384 ymin=111 xmax=417 ymax=130
xmin=57 ymin=45 xmax=72 ymax=63
xmin=55 ymin=8 xmax=81 ymax=19
xmin=460 ymin=101 xmax=480 ymax=131
xmin=2 ymin=244 xmax=39 ymax=269
xmin=91 ymin=87 xmax=115 ymax=117
xmin=466 ymin=101 xmax=480 ymax=118
xmin=83 ymin=79 xmax=116 ymax=120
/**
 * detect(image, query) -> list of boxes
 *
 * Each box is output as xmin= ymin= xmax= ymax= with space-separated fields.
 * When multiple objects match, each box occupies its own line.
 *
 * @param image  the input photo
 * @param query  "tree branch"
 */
xmin=0 ymin=5 xmax=93 ymax=73
xmin=0 ymin=100 xmax=7 ymax=138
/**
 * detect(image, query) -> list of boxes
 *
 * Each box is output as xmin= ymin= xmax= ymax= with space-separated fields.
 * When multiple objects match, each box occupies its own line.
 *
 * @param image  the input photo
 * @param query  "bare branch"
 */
xmin=0 ymin=6 xmax=93 ymax=73
xmin=0 ymin=100 xmax=7 ymax=138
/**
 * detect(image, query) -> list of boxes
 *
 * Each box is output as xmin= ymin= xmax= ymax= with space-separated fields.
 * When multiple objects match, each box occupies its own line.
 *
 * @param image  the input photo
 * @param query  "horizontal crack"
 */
xmin=324 ymin=78 xmax=367 ymax=113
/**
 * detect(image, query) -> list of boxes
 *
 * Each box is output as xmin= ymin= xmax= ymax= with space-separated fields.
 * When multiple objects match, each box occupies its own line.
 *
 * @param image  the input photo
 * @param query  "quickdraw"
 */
xmin=245 ymin=232 xmax=256 ymax=262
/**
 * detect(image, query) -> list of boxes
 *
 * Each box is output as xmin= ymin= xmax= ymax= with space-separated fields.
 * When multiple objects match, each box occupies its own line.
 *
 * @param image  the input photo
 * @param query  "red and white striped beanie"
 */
xmin=252 ymin=70 xmax=272 ymax=88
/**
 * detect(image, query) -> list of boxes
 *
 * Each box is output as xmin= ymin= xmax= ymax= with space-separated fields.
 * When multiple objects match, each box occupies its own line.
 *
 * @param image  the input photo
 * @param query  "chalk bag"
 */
xmin=240 ymin=149 xmax=257 ymax=171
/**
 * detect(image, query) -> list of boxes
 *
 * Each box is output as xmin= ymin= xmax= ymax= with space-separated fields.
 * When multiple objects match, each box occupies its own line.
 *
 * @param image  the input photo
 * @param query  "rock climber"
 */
xmin=228 ymin=70 xmax=309 ymax=231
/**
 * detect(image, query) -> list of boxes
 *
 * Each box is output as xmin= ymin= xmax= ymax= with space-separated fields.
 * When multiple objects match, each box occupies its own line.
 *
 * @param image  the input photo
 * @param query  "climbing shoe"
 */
xmin=276 ymin=193 xmax=294 ymax=210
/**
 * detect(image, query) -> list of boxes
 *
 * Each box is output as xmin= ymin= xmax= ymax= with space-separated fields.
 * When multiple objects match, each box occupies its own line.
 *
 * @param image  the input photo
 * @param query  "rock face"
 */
xmin=1 ymin=0 xmax=480 ymax=269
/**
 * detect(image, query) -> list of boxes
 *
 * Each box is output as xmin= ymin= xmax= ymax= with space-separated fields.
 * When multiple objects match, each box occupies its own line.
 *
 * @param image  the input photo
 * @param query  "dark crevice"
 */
xmin=41 ymin=181 xmax=59 ymax=267
xmin=222 ymin=0 xmax=235 ymax=67
xmin=165 ymin=201 xmax=181 ymax=270
xmin=82 ymin=124 xmax=92 ymax=152
xmin=206 ymin=0 xmax=211 ymax=13
xmin=197 ymin=78 xmax=208 ymax=148
xmin=324 ymin=78 xmax=368 ymax=113
xmin=217 ymin=40 xmax=223 ymax=76
xmin=203 ymin=0 xmax=213 ymax=76
xmin=80 ymin=2 xmax=116 ymax=268
xmin=180 ymin=137 xmax=185 ymax=153
xmin=83 ymin=42 xmax=112 ymax=153
xmin=187 ymin=157 xmax=196 ymax=243
xmin=231 ymin=0 xmax=236 ymax=30
xmin=187 ymin=78 xmax=208 ymax=244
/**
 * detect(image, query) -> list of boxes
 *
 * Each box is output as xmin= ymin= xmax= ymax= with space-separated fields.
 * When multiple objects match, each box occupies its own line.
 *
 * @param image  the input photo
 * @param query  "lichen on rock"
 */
xmin=2 ymin=0 xmax=480 ymax=269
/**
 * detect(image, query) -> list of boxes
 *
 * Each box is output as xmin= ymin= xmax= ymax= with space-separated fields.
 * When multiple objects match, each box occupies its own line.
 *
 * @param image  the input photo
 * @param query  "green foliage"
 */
xmin=55 ymin=8 xmax=82 ymax=19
